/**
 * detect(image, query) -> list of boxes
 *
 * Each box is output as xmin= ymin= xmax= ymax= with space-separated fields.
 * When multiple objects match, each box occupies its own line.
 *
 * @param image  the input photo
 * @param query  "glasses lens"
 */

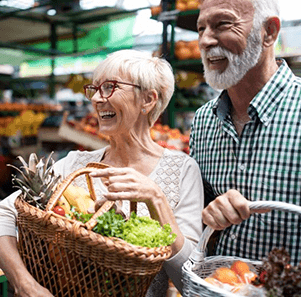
xmin=85 ymin=85 xmax=97 ymax=100
xmin=101 ymin=81 xmax=115 ymax=98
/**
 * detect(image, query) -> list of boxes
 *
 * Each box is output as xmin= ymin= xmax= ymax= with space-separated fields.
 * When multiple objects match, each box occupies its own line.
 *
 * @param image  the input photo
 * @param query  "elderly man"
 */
xmin=191 ymin=0 xmax=301 ymax=265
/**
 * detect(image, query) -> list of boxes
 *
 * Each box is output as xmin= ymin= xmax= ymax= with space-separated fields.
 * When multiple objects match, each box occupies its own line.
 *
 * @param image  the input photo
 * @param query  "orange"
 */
xmin=175 ymin=47 xmax=191 ymax=60
xmin=212 ymin=267 xmax=241 ymax=285
xmin=176 ymin=2 xmax=187 ymax=11
xmin=231 ymin=260 xmax=250 ymax=277
xmin=186 ymin=0 xmax=199 ymax=10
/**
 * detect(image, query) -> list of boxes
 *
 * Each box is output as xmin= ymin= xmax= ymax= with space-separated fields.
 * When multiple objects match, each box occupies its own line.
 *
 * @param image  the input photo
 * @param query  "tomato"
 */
xmin=259 ymin=270 xmax=267 ymax=284
xmin=53 ymin=206 xmax=65 ymax=216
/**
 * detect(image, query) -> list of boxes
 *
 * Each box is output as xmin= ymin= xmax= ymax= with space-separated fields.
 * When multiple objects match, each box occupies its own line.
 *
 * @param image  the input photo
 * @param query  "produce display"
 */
xmin=203 ymin=249 xmax=301 ymax=296
xmin=174 ymin=40 xmax=201 ymax=60
xmin=150 ymin=0 xmax=200 ymax=15
xmin=10 ymin=152 xmax=176 ymax=249
xmin=0 ymin=110 xmax=47 ymax=137
xmin=66 ymin=112 xmax=190 ymax=153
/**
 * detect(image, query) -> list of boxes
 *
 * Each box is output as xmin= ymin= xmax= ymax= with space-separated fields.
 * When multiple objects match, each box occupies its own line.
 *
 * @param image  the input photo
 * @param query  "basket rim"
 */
xmin=15 ymin=194 xmax=172 ymax=260
xmin=183 ymin=255 xmax=263 ymax=297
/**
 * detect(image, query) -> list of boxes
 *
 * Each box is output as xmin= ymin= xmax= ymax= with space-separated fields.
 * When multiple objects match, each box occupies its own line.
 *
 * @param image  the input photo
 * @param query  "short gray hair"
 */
xmin=93 ymin=49 xmax=175 ymax=126
xmin=251 ymin=0 xmax=280 ymax=29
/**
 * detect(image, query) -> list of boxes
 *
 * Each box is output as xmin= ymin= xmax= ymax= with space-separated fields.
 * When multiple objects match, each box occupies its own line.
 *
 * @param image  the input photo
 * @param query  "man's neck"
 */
xmin=227 ymin=56 xmax=279 ymax=114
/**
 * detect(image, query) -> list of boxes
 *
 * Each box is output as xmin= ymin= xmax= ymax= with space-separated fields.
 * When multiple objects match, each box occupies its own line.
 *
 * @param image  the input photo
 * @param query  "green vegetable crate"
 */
xmin=15 ymin=163 xmax=172 ymax=297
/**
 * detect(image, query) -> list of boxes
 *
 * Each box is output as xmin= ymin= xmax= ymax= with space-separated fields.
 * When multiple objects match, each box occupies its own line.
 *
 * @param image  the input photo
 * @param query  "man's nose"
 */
xmin=199 ymin=27 xmax=218 ymax=50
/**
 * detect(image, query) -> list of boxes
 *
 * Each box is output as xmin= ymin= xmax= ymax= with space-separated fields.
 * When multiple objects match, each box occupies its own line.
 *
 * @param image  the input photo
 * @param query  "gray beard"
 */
xmin=202 ymin=28 xmax=263 ymax=90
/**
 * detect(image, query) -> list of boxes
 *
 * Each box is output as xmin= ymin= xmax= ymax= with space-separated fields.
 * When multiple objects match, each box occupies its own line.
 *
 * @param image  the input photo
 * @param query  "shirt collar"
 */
xmin=250 ymin=59 xmax=294 ymax=126
xmin=212 ymin=59 xmax=295 ymax=126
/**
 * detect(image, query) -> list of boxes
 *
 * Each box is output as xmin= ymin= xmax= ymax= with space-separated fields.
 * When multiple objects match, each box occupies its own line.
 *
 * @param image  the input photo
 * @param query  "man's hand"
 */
xmin=202 ymin=189 xmax=251 ymax=230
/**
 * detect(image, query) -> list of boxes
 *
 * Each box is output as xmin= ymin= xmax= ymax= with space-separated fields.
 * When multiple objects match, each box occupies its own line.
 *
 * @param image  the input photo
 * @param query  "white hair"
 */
xmin=251 ymin=0 xmax=280 ymax=29
xmin=93 ymin=49 xmax=175 ymax=126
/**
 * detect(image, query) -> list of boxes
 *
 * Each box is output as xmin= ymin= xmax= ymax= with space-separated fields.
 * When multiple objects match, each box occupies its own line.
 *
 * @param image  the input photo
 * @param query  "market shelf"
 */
xmin=58 ymin=113 xmax=108 ymax=150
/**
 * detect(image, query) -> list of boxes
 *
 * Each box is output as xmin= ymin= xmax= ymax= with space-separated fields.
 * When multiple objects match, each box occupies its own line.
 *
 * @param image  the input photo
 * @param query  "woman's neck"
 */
xmin=102 ymin=131 xmax=164 ymax=176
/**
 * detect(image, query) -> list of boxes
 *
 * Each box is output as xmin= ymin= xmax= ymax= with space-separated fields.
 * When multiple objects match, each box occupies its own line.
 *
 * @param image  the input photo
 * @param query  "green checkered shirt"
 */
xmin=190 ymin=59 xmax=301 ymax=265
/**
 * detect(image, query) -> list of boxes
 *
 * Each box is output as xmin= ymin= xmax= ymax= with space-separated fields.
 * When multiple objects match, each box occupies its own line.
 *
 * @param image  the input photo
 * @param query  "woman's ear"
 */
xmin=141 ymin=89 xmax=158 ymax=114
xmin=263 ymin=16 xmax=281 ymax=47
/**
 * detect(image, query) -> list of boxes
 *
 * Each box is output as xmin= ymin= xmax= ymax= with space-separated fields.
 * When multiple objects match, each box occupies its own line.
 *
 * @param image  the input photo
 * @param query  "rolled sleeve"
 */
xmin=0 ymin=191 xmax=20 ymax=237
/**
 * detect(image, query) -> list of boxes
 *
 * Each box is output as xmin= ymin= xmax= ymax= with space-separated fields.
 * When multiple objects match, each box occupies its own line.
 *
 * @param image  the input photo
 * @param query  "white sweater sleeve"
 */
xmin=0 ymin=190 xmax=20 ymax=237
xmin=163 ymin=156 xmax=204 ymax=293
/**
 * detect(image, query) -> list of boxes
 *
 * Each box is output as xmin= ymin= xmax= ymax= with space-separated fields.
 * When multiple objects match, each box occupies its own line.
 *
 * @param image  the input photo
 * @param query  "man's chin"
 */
xmin=204 ymin=70 xmax=237 ymax=90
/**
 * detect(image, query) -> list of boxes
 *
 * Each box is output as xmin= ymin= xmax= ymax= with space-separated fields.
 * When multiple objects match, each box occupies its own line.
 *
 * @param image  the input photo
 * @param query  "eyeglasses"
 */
xmin=83 ymin=80 xmax=141 ymax=101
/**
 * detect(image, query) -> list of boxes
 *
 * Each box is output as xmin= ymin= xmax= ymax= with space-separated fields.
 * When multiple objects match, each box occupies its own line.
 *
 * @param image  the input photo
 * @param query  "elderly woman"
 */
xmin=0 ymin=49 xmax=204 ymax=297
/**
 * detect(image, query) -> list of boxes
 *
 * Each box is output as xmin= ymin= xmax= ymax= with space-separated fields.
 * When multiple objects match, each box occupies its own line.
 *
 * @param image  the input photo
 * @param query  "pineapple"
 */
xmin=9 ymin=152 xmax=61 ymax=210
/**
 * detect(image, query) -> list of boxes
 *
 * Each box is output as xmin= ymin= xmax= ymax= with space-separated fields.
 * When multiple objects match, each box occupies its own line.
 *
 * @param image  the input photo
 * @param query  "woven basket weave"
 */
xmin=182 ymin=201 xmax=301 ymax=297
xmin=15 ymin=163 xmax=172 ymax=297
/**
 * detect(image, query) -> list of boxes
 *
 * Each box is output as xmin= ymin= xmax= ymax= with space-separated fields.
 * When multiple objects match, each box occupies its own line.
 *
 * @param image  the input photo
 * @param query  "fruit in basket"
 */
xmin=63 ymin=184 xmax=95 ymax=214
xmin=53 ymin=206 xmax=65 ymax=216
xmin=231 ymin=260 xmax=250 ymax=276
xmin=9 ymin=152 xmax=61 ymax=210
xmin=212 ymin=267 xmax=241 ymax=285
xmin=57 ymin=195 xmax=71 ymax=215
xmin=231 ymin=260 xmax=258 ymax=284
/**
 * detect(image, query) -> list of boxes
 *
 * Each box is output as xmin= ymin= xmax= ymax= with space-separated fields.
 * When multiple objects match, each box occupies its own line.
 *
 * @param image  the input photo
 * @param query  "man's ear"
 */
xmin=141 ymin=89 xmax=158 ymax=114
xmin=263 ymin=16 xmax=281 ymax=47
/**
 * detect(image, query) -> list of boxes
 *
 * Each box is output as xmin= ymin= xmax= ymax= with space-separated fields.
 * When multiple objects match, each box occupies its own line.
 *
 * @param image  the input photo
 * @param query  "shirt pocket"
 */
xmin=259 ymin=167 xmax=301 ymax=204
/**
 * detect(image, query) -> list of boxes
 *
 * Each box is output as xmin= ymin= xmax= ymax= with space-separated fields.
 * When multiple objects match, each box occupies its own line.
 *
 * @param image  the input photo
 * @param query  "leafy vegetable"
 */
xmin=92 ymin=209 xmax=176 ymax=248
xmin=122 ymin=212 xmax=176 ymax=248
xmin=93 ymin=209 xmax=124 ymax=238
xmin=66 ymin=205 xmax=93 ymax=223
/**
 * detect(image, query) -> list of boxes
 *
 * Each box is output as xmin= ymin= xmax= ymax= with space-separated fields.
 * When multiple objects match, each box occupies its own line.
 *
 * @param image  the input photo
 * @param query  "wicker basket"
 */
xmin=182 ymin=201 xmax=301 ymax=297
xmin=15 ymin=163 xmax=172 ymax=297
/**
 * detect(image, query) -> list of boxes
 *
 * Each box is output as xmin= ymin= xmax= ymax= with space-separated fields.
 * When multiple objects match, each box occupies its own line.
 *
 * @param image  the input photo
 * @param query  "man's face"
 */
xmin=197 ymin=0 xmax=263 ymax=89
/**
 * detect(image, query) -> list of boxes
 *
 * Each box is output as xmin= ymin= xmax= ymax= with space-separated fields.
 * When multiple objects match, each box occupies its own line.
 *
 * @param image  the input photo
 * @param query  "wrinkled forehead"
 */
xmin=199 ymin=0 xmax=254 ymax=18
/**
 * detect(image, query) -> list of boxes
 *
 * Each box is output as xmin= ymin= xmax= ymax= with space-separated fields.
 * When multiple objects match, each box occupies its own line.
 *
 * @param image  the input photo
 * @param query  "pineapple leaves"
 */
xmin=9 ymin=151 xmax=61 ymax=210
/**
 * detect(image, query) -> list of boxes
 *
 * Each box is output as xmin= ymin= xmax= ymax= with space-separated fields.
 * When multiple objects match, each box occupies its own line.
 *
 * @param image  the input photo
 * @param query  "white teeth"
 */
xmin=99 ymin=111 xmax=116 ymax=117
xmin=208 ymin=56 xmax=225 ymax=62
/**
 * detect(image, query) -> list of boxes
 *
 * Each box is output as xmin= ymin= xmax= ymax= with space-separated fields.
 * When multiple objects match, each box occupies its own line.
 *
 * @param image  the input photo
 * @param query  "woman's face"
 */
xmin=91 ymin=75 xmax=142 ymax=137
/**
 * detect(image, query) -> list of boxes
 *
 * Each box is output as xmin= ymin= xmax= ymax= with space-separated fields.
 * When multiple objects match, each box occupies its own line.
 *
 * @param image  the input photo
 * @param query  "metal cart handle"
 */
xmin=189 ymin=201 xmax=301 ymax=264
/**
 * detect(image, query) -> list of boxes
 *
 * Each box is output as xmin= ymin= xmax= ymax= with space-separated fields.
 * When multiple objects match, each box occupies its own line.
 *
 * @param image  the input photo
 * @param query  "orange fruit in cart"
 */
xmin=212 ymin=267 xmax=241 ymax=285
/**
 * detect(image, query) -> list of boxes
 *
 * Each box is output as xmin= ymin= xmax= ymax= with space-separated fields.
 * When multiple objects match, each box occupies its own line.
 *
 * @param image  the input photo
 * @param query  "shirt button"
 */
xmin=262 ymin=115 xmax=268 ymax=122
xmin=230 ymin=233 xmax=236 ymax=240
xmin=239 ymin=164 xmax=246 ymax=171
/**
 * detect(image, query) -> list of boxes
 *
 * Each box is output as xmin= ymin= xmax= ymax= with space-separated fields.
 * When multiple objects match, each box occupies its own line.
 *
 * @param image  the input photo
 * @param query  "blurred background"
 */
xmin=1 ymin=1 xmax=301 ymax=296
xmin=0 ymin=0 xmax=300 ymax=200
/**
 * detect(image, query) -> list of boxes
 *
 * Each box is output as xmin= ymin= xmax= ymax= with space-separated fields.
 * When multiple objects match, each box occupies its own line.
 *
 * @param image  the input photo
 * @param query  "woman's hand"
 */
xmin=90 ymin=167 xmax=164 ymax=211
xmin=91 ymin=166 xmax=185 ymax=257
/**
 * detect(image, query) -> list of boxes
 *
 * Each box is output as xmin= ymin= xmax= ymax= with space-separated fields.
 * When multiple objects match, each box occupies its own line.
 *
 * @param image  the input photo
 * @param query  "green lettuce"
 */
xmin=92 ymin=209 xmax=176 ymax=248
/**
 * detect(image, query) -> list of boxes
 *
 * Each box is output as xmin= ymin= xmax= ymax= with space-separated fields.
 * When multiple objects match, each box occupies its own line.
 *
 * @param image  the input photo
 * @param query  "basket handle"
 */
xmin=45 ymin=163 xmax=137 ymax=231
xmin=46 ymin=163 xmax=111 ymax=211
xmin=189 ymin=200 xmax=301 ymax=263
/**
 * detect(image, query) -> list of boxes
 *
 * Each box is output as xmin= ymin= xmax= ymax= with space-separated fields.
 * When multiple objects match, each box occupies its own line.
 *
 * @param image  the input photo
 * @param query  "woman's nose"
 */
xmin=92 ymin=91 xmax=108 ymax=103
